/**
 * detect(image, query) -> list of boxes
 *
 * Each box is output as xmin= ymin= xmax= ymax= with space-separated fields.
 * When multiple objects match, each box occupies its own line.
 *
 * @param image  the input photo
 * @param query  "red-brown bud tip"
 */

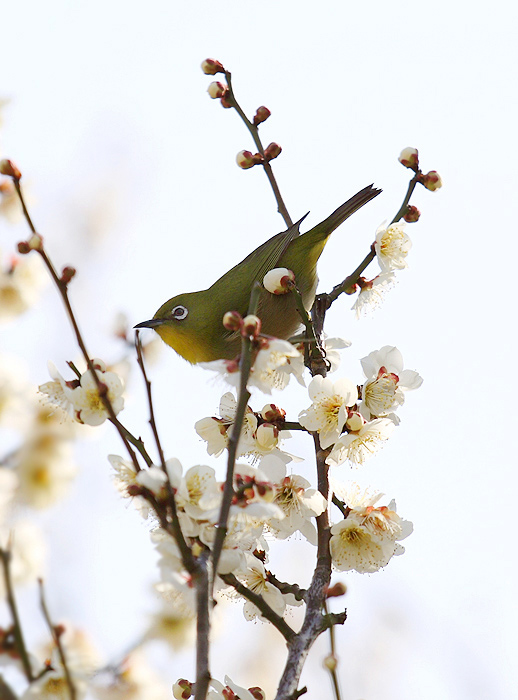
xmin=17 ymin=241 xmax=31 ymax=254
xmin=403 ymin=205 xmax=421 ymax=223
xmin=261 ymin=403 xmax=286 ymax=422
xmin=242 ymin=314 xmax=261 ymax=337
xmin=398 ymin=147 xmax=419 ymax=170
xmin=0 ymin=159 xmax=22 ymax=179
xmin=248 ymin=688 xmax=266 ymax=700
xmin=207 ymin=81 xmax=227 ymax=99
xmin=344 ymin=282 xmax=359 ymax=295
xmin=222 ymin=310 xmax=243 ymax=331
xmin=420 ymin=170 xmax=443 ymax=191
xmin=253 ymin=106 xmax=271 ymax=126
xmin=60 ymin=266 xmax=77 ymax=284
xmin=264 ymin=142 xmax=282 ymax=161
xmin=325 ymin=581 xmax=347 ymax=598
xmin=201 ymin=58 xmax=225 ymax=75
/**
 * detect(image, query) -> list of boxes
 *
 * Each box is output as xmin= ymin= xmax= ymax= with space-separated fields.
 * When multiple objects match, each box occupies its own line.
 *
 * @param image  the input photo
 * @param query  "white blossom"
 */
xmin=326 ymin=418 xmax=394 ymax=467
xmin=352 ymin=272 xmax=396 ymax=318
xmin=0 ymin=249 xmax=47 ymax=321
xmin=299 ymin=375 xmax=357 ymax=448
xmin=374 ymin=221 xmax=412 ymax=272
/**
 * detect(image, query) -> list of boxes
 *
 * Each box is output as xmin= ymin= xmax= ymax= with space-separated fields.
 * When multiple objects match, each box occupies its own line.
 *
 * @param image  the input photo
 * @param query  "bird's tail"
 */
xmin=314 ymin=184 xmax=382 ymax=240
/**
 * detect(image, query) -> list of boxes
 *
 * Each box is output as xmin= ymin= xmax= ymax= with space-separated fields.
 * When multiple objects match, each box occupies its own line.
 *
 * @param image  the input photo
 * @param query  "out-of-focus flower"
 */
xmin=0 ymin=249 xmax=47 ymax=321
xmin=326 ymin=418 xmax=394 ymax=467
xmin=91 ymin=649 xmax=169 ymax=700
xmin=374 ymin=222 xmax=412 ymax=272
xmin=351 ymin=272 xmax=397 ymax=319
xmin=0 ymin=521 xmax=46 ymax=596
xmin=0 ymin=179 xmax=21 ymax=222
xmin=298 ymin=375 xmax=357 ymax=448
xmin=143 ymin=598 xmax=195 ymax=651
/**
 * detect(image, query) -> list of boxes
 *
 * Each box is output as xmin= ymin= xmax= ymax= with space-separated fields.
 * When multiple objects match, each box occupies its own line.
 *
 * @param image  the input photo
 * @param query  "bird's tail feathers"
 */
xmin=313 ymin=183 xmax=381 ymax=240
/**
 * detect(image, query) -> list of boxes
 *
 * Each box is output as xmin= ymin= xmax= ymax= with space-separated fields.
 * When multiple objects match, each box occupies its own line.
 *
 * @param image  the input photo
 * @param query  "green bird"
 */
xmin=136 ymin=184 xmax=380 ymax=363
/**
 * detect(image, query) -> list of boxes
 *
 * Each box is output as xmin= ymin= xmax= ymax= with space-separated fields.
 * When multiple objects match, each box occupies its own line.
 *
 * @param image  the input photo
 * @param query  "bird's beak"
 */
xmin=134 ymin=318 xmax=165 ymax=330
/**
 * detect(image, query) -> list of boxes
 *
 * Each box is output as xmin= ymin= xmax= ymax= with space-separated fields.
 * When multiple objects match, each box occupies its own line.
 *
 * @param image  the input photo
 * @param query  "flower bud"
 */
xmin=220 ymin=94 xmax=233 ymax=109
xmin=398 ymin=147 xmax=419 ymax=170
xmin=201 ymin=58 xmax=225 ymax=75
xmin=403 ymin=205 xmax=421 ymax=223
xmin=207 ymin=81 xmax=227 ymax=99
xmin=17 ymin=241 xmax=31 ymax=254
xmin=248 ymin=688 xmax=266 ymax=700
xmin=242 ymin=314 xmax=261 ymax=337
xmin=253 ymin=106 xmax=271 ymax=126
xmin=264 ymin=142 xmax=282 ymax=161
xmin=0 ymin=159 xmax=21 ymax=179
xmin=236 ymin=150 xmax=256 ymax=169
xmin=263 ymin=267 xmax=295 ymax=294
xmin=222 ymin=310 xmax=243 ymax=331
xmin=60 ymin=266 xmax=76 ymax=284
xmin=345 ymin=411 xmax=364 ymax=433
xmin=420 ymin=170 xmax=442 ymax=191
xmin=255 ymin=422 xmax=279 ymax=449
xmin=325 ymin=581 xmax=347 ymax=598
xmin=173 ymin=679 xmax=193 ymax=700
xmin=323 ymin=654 xmax=338 ymax=672
xmin=28 ymin=233 xmax=43 ymax=251
xmin=261 ymin=403 xmax=286 ymax=422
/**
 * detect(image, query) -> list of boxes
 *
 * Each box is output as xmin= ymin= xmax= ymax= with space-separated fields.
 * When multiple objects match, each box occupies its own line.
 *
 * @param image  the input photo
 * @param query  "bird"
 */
xmin=135 ymin=184 xmax=381 ymax=363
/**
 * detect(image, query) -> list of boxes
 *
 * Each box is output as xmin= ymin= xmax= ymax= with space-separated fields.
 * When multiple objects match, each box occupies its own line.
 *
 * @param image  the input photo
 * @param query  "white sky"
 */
xmin=1 ymin=1 xmax=517 ymax=699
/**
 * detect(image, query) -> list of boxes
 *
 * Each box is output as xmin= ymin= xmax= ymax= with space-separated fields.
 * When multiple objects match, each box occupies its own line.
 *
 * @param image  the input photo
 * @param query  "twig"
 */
xmin=211 ymin=283 xmax=261 ymax=581
xmin=0 ymin=546 xmax=34 ymax=682
xmin=134 ymin=332 xmax=195 ymax=573
xmin=219 ymin=573 xmax=296 ymax=642
xmin=194 ymin=550 xmax=211 ymax=700
xmin=323 ymin=599 xmax=343 ymax=700
xmin=224 ymin=70 xmax=293 ymax=228
xmin=38 ymin=579 xmax=76 ymax=700
xmin=12 ymin=178 xmax=142 ymax=476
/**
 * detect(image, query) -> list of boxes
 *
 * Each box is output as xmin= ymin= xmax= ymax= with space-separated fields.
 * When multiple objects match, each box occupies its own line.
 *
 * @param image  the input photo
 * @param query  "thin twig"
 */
xmin=224 ymin=70 xmax=293 ymax=228
xmin=0 ymin=546 xmax=34 ymax=682
xmin=38 ymin=579 xmax=76 ymax=700
xmin=211 ymin=283 xmax=261 ymax=581
xmin=219 ymin=573 xmax=296 ymax=642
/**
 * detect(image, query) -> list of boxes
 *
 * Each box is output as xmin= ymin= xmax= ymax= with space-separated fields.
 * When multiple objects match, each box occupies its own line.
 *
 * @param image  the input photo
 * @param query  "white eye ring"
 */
xmin=171 ymin=305 xmax=188 ymax=320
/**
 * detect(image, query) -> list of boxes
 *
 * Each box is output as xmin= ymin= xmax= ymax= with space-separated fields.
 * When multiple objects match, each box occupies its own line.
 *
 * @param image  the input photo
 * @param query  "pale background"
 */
xmin=1 ymin=1 xmax=516 ymax=699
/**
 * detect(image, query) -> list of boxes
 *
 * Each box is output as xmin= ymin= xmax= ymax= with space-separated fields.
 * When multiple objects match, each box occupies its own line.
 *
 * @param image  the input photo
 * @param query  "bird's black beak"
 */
xmin=134 ymin=319 xmax=164 ymax=330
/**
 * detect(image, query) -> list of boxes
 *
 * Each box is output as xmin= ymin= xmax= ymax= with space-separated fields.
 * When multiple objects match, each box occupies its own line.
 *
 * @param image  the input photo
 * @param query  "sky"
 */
xmin=1 ymin=1 xmax=517 ymax=699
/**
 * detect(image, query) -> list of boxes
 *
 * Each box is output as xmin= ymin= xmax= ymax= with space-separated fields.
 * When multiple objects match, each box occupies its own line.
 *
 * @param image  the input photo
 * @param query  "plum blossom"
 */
xmin=326 ymin=418 xmax=394 ymax=467
xmin=352 ymin=272 xmax=396 ymax=319
xmin=299 ymin=375 xmax=357 ymax=448
xmin=330 ymin=494 xmax=412 ymax=573
xmin=374 ymin=222 xmax=412 ymax=272
xmin=360 ymin=346 xmax=422 ymax=422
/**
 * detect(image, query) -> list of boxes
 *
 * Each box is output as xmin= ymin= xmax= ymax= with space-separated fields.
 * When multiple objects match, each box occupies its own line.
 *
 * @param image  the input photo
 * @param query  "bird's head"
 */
xmin=135 ymin=290 xmax=218 ymax=364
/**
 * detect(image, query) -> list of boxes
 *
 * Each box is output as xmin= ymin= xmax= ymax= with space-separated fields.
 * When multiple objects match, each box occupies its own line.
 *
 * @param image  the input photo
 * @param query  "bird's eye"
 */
xmin=171 ymin=305 xmax=188 ymax=320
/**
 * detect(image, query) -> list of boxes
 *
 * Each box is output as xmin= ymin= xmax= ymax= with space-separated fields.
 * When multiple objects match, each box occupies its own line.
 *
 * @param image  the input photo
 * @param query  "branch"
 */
xmin=38 ymin=579 xmax=77 ymax=700
xmin=219 ymin=573 xmax=296 ymax=642
xmin=224 ymin=70 xmax=293 ymax=228
xmin=0 ymin=546 xmax=34 ymax=682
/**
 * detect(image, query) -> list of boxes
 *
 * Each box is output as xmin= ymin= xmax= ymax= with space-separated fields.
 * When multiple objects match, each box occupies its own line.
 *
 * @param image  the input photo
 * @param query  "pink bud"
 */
xmin=253 ymin=106 xmax=271 ymax=126
xmin=264 ymin=142 xmax=282 ymax=161
xmin=173 ymin=679 xmax=193 ymax=700
xmin=0 ymin=159 xmax=21 ymax=179
xmin=263 ymin=267 xmax=295 ymax=294
xmin=200 ymin=58 xmax=225 ymax=75
xmin=420 ymin=170 xmax=442 ymax=191
xmin=248 ymin=688 xmax=266 ymax=700
xmin=17 ymin=241 xmax=31 ymax=254
xmin=222 ymin=310 xmax=243 ymax=331
xmin=325 ymin=581 xmax=347 ymax=598
xmin=398 ymin=147 xmax=419 ymax=170
xmin=207 ymin=81 xmax=227 ymax=99
xmin=403 ymin=205 xmax=421 ymax=222
xmin=345 ymin=411 xmax=364 ymax=433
